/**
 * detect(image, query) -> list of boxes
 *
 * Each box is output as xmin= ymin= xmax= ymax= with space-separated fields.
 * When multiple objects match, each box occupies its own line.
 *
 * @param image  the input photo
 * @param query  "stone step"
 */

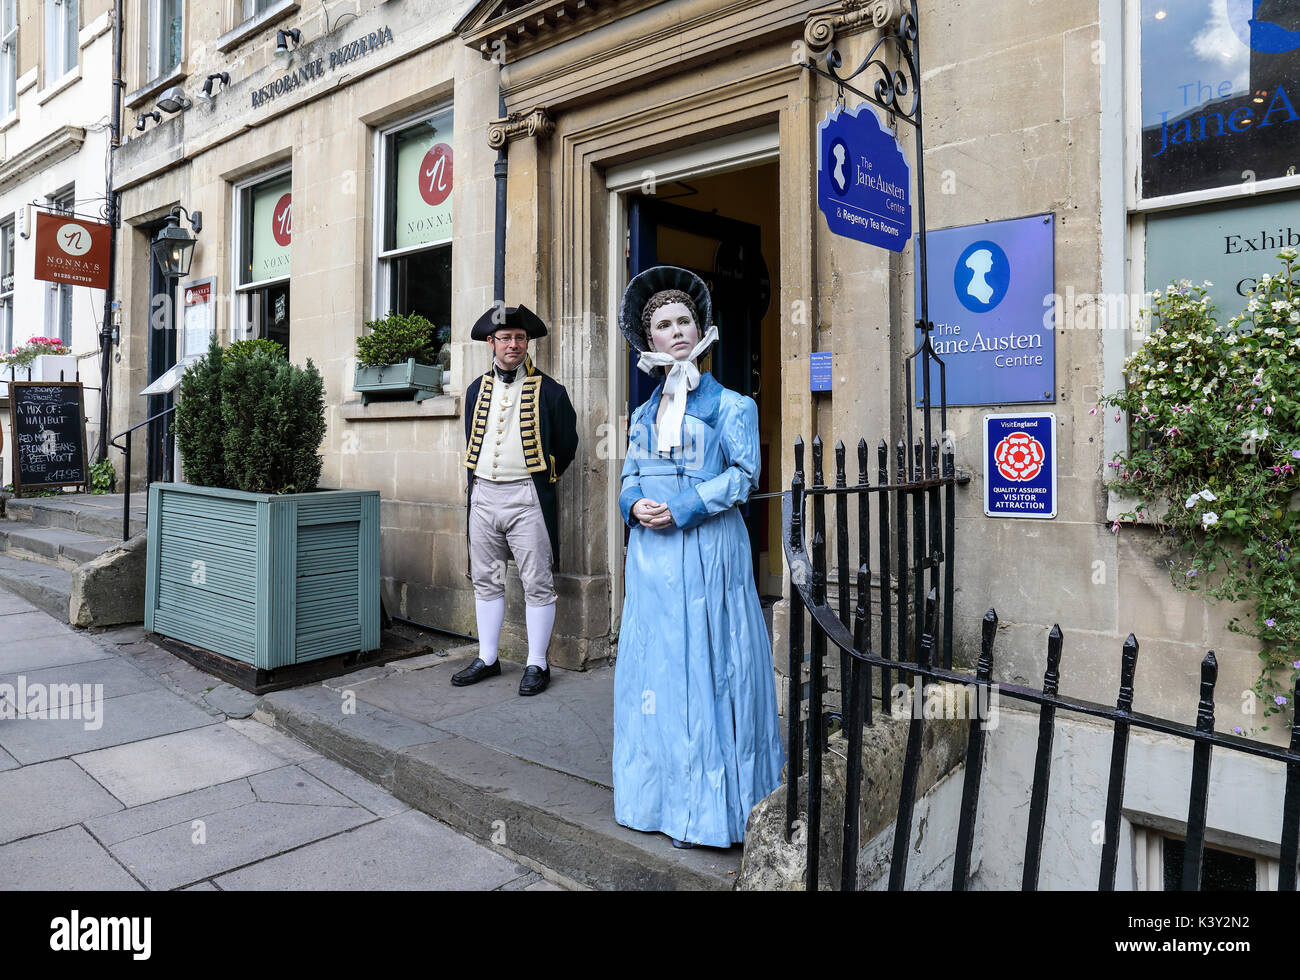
xmin=4 ymin=494 xmax=147 ymax=540
xmin=0 ymin=553 xmax=72 ymax=620
xmin=0 ymin=523 xmax=121 ymax=569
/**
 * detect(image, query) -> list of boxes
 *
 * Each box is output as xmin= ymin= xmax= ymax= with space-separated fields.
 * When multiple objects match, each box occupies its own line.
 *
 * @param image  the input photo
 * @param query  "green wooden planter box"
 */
xmin=144 ymin=483 xmax=381 ymax=669
xmin=353 ymin=359 xmax=442 ymax=404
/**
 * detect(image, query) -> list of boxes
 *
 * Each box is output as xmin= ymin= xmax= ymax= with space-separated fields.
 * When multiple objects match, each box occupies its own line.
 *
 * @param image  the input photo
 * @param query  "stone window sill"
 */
xmin=36 ymin=67 xmax=81 ymax=105
xmin=218 ymin=0 xmax=301 ymax=53
xmin=125 ymin=67 xmax=190 ymax=111
xmin=340 ymin=395 xmax=460 ymax=421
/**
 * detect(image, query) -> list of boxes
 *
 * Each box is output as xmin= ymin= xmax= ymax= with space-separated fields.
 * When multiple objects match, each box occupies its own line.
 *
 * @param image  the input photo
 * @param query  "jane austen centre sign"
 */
xmin=817 ymin=103 xmax=912 ymax=252
xmin=916 ymin=213 xmax=1056 ymax=406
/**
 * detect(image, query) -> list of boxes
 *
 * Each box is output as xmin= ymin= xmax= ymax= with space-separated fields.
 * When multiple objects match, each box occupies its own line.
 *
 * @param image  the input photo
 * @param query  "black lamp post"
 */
xmin=151 ymin=205 xmax=201 ymax=278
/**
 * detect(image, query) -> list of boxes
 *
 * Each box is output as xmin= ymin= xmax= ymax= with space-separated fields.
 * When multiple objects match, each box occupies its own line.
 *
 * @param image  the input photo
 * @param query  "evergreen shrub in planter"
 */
xmin=148 ymin=338 xmax=379 ymax=670
xmin=353 ymin=311 xmax=448 ymax=403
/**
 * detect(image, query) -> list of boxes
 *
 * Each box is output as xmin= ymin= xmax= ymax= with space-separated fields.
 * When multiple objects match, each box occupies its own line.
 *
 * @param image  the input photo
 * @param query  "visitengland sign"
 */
xmin=915 ymin=213 xmax=1056 ymax=406
xmin=983 ymin=413 xmax=1056 ymax=520
xmin=816 ymin=103 xmax=912 ymax=252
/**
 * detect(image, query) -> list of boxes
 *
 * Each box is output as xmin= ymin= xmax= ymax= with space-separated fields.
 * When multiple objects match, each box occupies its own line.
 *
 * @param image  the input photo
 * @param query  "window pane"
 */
xmin=388 ymin=244 xmax=451 ymax=328
xmin=243 ymin=174 xmax=291 ymax=283
xmin=1162 ymin=838 xmax=1258 ymax=891
xmin=1 ymin=222 xmax=12 ymax=292
xmin=386 ymin=109 xmax=454 ymax=251
xmin=1140 ymin=0 xmax=1300 ymax=200
xmin=149 ymin=0 xmax=183 ymax=77
xmin=63 ymin=0 xmax=78 ymax=73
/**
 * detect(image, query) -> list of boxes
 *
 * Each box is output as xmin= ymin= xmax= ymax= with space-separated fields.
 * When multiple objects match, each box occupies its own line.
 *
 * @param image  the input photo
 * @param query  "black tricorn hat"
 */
xmin=470 ymin=303 xmax=548 ymax=341
xmin=618 ymin=265 xmax=714 ymax=354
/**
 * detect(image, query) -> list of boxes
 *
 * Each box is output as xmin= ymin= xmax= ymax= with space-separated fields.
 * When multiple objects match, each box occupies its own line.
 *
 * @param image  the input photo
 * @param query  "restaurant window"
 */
xmin=44 ymin=0 xmax=79 ymax=83
xmin=45 ymin=189 xmax=74 ymax=346
xmin=147 ymin=0 xmax=183 ymax=81
xmin=1137 ymin=0 xmax=1300 ymax=205
xmin=0 ymin=217 xmax=12 ymax=355
xmin=374 ymin=107 xmax=453 ymax=332
xmin=1 ymin=0 xmax=17 ymax=116
xmin=234 ymin=170 xmax=291 ymax=352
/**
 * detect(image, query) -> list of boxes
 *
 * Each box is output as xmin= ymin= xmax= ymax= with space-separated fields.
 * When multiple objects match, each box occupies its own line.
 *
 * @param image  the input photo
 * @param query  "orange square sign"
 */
xmin=34 ymin=211 xmax=111 ymax=289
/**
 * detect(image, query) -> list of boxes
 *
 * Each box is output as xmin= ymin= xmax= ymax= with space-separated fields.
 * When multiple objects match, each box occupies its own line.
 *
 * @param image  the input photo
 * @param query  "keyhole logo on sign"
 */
xmin=57 ymin=223 xmax=93 ymax=257
xmin=419 ymin=144 xmax=453 ymax=207
xmin=955 ymin=239 xmax=1011 ymax=314
xmin=272 ymin=194 xmax=292 ymax=247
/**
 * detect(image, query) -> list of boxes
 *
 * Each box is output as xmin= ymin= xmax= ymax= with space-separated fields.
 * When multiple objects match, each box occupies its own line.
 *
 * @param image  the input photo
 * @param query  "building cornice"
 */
xmin=458 ymin=0 xmax=659 ymax=62
xmin=0 ymin=126 xmax=86 ymax=192
xmin=804 ymin=0 xmax=900 ymax=53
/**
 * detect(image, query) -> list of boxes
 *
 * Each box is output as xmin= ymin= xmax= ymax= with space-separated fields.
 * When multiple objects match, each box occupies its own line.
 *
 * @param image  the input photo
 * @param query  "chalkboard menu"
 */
xmin=9 ymin=381 xmax=88 ymax=495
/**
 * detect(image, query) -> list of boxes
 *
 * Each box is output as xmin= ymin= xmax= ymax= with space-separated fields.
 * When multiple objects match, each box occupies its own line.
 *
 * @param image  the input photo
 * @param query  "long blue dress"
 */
xmin=613 ymin=371 xmax=785 ymax=847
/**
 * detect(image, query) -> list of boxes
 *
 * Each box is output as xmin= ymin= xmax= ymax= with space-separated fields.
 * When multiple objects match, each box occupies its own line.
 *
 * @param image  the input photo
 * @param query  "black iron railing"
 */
xmin=107 ymin=405 xmax=176 ymax=540
xmin=780 ymin=437 xmax=1300 ymax=891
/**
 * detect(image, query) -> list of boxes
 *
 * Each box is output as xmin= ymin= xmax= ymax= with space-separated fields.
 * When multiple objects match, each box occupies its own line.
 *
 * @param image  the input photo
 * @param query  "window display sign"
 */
xmin=180 ymin=277 xmax=216 ymax=362
xmin=248 ymin=176 xmax=291 ymax=283
xmin=984 ymin=413 xmax=1056 ymax=519
xmin=34 ymin=211 xmax=111 ymax=289
xmin=391 ymin=111 xmax=453 ymax=250
xmin=1140 ymin=0 xmax=1300 ymax=200
xmin=1146 ymin=192 xmax=1300 ymax=315
xmin=914 ymin=214 xmax=1056 ymax=406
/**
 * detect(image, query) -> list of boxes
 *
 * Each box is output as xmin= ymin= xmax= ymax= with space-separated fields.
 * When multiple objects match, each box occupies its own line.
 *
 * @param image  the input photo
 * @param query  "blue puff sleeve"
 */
xmin=667 ymin=394 xmax=760 ymax=530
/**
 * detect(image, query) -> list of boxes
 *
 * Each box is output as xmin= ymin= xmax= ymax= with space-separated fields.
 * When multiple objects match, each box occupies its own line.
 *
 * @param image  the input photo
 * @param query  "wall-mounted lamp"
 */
xmin=275 ymin=28 xmax=302 ymax=63
xmin=156 ymin=86 xmax=193 ymax=114
xmin=197 ymin=72 xmax=231 ymax=104
xmin=135 ymin=110 xmax=161 ymax=131
xmin=151 ymin=205 xmax=203 ymax=279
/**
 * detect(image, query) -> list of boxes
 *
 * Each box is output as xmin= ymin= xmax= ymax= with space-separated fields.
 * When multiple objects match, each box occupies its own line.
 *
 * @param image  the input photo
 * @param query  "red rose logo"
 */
xmin=272 ymin=193 xmax=292 ymax=247
xmin=994 ymin=432 xmax=1045 ymax=481
xmin=419 ymin=144 xmax=453 ymax=206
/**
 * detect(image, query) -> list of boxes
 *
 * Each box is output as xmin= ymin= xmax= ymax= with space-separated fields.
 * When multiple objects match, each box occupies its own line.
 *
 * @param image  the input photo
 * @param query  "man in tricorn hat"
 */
xmin=456 ymin=303 xmax=578 ymax=696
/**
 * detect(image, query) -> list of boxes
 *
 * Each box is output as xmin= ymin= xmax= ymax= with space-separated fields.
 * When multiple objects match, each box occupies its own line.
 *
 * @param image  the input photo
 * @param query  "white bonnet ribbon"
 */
xmin=635 ymin=324 xmax=719 ymax=454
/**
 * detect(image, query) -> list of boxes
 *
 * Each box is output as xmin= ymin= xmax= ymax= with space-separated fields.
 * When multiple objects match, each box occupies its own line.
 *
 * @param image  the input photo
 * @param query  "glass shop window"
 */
xmin=235 ymin=171 xmax=291 ymax=352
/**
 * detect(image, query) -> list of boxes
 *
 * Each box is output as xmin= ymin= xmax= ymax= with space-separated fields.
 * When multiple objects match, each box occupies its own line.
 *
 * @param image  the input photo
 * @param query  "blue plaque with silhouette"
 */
xmin=816 ymin=104 xmax=912 ymax=252
xmin=914 ymin=213 xmax=1056 ymax=407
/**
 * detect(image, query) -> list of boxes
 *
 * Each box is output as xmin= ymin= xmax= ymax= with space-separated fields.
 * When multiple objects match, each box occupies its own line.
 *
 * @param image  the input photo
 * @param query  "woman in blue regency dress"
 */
xmin=613 ymin=265 xmax=785 ymax=849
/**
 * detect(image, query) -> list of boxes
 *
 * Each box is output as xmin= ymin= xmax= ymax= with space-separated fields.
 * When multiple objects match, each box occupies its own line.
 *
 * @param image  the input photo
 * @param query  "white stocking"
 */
xmin=475 ymin=597 xmax=506 ymax=666
xmin=525 ymin=602 xmax=556 ymax=669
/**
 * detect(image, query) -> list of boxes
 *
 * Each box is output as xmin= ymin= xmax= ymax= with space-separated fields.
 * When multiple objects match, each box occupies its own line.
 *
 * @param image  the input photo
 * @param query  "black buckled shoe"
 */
xmin=451 ymin=658 xmax=501 ymax=687
xmin=518 ymin=665 xmax=550 ymax=696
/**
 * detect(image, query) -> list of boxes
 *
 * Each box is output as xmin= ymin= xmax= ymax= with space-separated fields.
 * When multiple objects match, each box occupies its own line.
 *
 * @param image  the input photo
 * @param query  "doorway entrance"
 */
xmin=608 ymin=140 xmax=782 ymax=634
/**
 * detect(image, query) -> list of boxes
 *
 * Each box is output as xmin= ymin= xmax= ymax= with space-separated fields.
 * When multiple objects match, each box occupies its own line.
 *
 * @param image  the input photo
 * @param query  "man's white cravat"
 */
xmin=635 ymin=324 xmax=718 ymax=454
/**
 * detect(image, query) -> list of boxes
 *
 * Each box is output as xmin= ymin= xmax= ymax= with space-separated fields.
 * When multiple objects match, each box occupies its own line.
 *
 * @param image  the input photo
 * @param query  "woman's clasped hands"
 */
xmin=631 ymin=498 xmax=675 ymax=529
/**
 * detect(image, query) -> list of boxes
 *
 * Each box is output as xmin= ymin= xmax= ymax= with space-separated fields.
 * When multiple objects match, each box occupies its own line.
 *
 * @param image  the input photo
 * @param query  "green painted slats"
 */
xmin=157 ymin=492 xmax=259 ymax=527
xmin=156 ymin=580 xmax=256 ymax=625
xmin=294 ymin=569 xmax=357 ymax=600
xmin=145 ymin=484 xmax=162 ymax=633
xmin=358 ymin=492 xmax=380 ymax=653
xmin=155 ymin=553 xmax=256 ymax=603
xmin=153 ymin=609 xmax=256 ymax=665
xmin=296 ymin=498 xmax=362 ymax=525
xmin=294 ymin=626 xmax=363 ymax=662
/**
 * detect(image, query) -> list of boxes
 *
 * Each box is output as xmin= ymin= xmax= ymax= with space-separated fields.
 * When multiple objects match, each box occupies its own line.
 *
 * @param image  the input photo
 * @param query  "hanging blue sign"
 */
xmin=915 ymin=213 xmax=1056 ymax=406
xmin=984 ymin=413 xmax=1056 ymax=519
xmin=817 ymin=103 xmax=911 ymax=252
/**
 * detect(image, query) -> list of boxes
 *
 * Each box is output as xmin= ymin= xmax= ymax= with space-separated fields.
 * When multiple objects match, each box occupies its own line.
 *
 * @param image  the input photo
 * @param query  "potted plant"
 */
xmin=353 ymin=311 xmax=447 ymax=404
xmin=145 ymin=337 xmax=380 ymax=675
xmin=1 ymin=336 xmax=75 ymax=384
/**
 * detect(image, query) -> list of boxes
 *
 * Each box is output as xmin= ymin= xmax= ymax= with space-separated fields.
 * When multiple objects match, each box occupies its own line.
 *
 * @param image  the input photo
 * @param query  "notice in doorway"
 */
xmin=984 ymin=413 xmax=1056 ymax=519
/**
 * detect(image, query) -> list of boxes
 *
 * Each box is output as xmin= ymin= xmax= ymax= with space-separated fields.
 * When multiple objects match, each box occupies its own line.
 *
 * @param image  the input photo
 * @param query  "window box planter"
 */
xmin=144 ymin=482 xmax=380 ymax=670
xmin=353 ymin=358 xmax=442 ymax=404
xmin=4 ymin=354 xmax=77 ymax=383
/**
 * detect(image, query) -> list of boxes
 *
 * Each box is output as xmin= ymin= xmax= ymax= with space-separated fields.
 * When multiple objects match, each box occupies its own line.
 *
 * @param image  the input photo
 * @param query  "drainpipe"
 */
xmin=97 ymin=0 xmax=124 ymax=462
xmin=493 ymin=89 xmax=507 ymax=304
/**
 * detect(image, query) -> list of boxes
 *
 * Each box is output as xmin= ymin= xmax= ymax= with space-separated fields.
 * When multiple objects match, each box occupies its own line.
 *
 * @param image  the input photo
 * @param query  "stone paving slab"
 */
xmin=84 ymin=779 xmax=257 ymax=847
xmin=0 ymin=657 xmax=163 ymax=713
xmin=298 ymin=756 xmax=410 ymax=817
xmin=202 ymin=683 xmax=260 ymax=719
xmin=0 ymin=631 xmax=112 ymax=674
xmin=0 ymin=825 xmax=142 ymax=890
xmin=0 ymin=759 xmax=123 ymax=844
xmin=182 ymin=880 xmax=218 ymax=890
xmin=0 ymin=592 xmax=38 ymax=616
xmin=351 ymin=652 xmax=529 ymax=726
xmin=212 ymin=809 xmax=528 ymax=891
xmin=6 ymin=610 xmax=75 ymax=642
xmin=223 ymin=717 xmax=321 ymax=764
xmin=0 ymin=745 xmax=16 ymax=771
xmin=107 ymin=800 xmax=378 ymax=890
xmin=74 ymin=723 xmax=288 ymax=807
xmin=248 ymin=765 xmax=361 ymax=807
xmin=431 ymin=665 xmax=616 ymax=787
xmin=0 ymin=688 xmax=218 ymax=765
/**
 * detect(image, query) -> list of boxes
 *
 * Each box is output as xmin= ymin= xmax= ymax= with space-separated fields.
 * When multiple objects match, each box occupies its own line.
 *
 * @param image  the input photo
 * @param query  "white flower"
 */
xmin=1280 ymin=247 xmax=1298 ymax=261
xmin=1186 ymin=494 xmax=1201 ymax=509
xmin=1290 ymin=311 xmax=1299 ymax=324
xmin=1202 ymin=512 xmax=1219 ymax=528
xmin=1199 ymin=489 xmax=1216 ymax=502
xmin=1272 ymin=301 xmax=1289 ymax=313
xmin=1248 ymin=299 xmax=1260 ymax=312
